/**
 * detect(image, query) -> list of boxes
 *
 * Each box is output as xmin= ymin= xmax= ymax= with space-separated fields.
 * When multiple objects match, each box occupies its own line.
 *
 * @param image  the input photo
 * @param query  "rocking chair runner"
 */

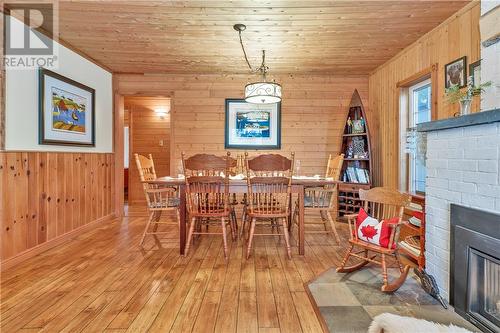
xmin=336 ymin=187 xmax=412 ymax=292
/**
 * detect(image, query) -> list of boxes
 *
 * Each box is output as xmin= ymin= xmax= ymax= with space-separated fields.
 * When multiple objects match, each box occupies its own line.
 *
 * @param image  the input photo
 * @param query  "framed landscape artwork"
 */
xmin=445 ymin=56 xmax=467 ymax=89
xmin=39 ymin=68 xmax=95 ymax=146
xmin=225 ymin=99 xmax=281 ymax=149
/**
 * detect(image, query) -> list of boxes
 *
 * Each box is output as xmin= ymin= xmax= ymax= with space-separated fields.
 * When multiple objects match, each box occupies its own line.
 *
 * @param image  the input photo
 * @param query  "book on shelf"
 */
xmin=399 ymin=240 xmax=421 ymax=257
xmin=408 ymin=216 xmax=421 ymax=228
xmin=344 ymin=167 xmax=370 ymax=184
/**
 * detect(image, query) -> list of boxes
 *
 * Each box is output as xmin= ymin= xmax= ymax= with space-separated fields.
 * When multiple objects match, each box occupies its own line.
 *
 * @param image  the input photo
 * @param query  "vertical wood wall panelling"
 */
xmin=116 ymin=74 xmax=369 ymax=187
xmin=125 ymin=96 xmax=171 ymax=205
xmin=0 ymin=152 xmax=114 ymax=265
xmin=368 ymin=2 xmax=481 ymax=188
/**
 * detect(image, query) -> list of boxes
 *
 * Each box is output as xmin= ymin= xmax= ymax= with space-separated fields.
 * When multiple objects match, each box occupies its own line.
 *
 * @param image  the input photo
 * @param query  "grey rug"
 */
xmin=307 ymin=267 xmax=479 ymax=333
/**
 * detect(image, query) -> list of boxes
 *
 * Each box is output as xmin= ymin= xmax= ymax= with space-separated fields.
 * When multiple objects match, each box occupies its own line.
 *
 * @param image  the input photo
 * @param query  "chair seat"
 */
xmin=148 ymin=197 xmax=180 ymax=209
xmin=348 ymin=238 xmax=396 ymax=254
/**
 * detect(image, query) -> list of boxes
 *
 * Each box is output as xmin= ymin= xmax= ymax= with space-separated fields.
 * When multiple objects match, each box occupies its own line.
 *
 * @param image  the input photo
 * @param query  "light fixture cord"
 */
xmin=238 ymin=30 xmax=268 ymax=79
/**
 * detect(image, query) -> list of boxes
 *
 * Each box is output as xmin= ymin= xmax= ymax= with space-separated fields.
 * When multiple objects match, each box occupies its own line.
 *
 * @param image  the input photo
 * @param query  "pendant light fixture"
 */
xmin=234 ymin=23 xmax=282 ymax=104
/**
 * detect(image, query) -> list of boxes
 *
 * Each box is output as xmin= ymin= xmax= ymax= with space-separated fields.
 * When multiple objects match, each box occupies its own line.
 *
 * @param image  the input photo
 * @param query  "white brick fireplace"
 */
xmin=423 ymin=120 xmax=500 ymax=300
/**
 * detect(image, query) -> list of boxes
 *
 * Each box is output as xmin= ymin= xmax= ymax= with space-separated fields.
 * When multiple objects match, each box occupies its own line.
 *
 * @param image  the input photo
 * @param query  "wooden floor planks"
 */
xmin=1 ymin=209 xmax=350 ymax=332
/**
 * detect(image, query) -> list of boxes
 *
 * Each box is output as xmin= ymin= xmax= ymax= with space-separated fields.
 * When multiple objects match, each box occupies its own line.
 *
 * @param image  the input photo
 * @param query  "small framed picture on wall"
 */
xmin=39 ymin=68 xmax=96 ymax=146
xmin=444 ymin=56 xmax=467 ymax=89
xmin=469 ymin=60 xmax=481 ymax=88
xmin=225 ymin=99 xmax=281 ymax=150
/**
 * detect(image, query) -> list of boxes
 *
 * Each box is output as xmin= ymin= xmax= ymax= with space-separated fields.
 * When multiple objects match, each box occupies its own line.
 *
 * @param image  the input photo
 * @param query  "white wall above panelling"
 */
xmin=5 ymin=16 xmax=113 ymax=152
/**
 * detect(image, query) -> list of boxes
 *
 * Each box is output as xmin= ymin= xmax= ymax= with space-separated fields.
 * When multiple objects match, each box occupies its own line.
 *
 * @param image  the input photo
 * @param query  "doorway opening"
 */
xmin=124 ymin=96 xmax=172 ymax=215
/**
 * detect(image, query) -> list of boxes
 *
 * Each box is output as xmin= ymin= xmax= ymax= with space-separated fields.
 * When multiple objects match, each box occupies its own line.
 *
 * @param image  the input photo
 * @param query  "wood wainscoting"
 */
xmin=116 ymin=74 xmax=370 ymax=177
xmin=0 ymin=151 xmax=115 ymax=269
xmin=368 ymin=2 xmax=481 ymax=188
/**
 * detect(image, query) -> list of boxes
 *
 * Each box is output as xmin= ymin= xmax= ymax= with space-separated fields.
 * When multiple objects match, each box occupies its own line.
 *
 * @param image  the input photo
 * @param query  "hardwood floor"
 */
xmin=1 ymin=209 xmax=349 ymax=332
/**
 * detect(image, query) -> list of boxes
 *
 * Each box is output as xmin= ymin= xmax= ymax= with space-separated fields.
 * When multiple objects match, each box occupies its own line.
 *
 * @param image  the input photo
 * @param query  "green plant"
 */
xmin=445 ymin=77 xmax=492 ymax=104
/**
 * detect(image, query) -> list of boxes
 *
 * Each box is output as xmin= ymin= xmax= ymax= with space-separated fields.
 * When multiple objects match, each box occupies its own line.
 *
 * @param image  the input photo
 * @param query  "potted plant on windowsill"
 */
xmin=445 ymin=77 xmax=491 ymax=116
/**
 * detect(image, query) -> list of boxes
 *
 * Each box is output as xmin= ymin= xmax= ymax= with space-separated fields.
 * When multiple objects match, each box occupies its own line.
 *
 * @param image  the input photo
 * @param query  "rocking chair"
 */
xmin=336 ymin=187 xmax=412 ymax=292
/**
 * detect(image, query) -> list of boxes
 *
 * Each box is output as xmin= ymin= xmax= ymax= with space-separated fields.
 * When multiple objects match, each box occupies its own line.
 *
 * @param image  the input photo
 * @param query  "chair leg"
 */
xmin=246 ymin=218 xmax=256 ymax=259
xmin=381 ymin=254 xmax=389 ymax=287
xmin=240 ymin=208 xmax=247 ymax=240
xmin=326 ymin=210 xmax=340 ymax=244
xmin=395 ymin=252 xmax=404 ymax=273
xmin=221 ymin=217 xmax=229 ymax=259
xmin=290 ymin=203 xmax=298 ymax=233
xmin=319 ymin=210 xmax=328 ymax=231
xmin=281 ymin=218 xmax=292 ymax=259
xmin=184 ymin=217 xmax=197 ymax=256
xmin=140 ymin=212 xmax=155 ymax=246
xmin=231 ymin=209 xmax=238 ymax=240
xmin=336 ymin=244 xmax=354 ymax=272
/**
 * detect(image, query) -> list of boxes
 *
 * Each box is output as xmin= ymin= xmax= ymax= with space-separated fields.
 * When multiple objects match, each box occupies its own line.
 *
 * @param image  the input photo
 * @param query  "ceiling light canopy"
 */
xmin=234 ymin=23 xmax=281 ymax=104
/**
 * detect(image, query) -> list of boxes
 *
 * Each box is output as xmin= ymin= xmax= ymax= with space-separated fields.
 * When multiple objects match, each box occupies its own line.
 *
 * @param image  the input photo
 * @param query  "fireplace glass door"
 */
xmin=468 ymin=248 xmax=500 ymax=331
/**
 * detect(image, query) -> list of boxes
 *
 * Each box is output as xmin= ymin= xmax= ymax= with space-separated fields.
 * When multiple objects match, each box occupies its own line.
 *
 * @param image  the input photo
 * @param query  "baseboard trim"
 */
xmin=1 ymin=214 xmax=115 ymax=271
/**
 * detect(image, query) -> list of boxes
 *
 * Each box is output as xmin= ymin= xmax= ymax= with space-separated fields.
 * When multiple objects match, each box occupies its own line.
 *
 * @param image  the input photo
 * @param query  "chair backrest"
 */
xmin=135 ymin=153 xmax=157 ymax=182
xmin=359 ymin=187 xmax=411 ymax=221
xmin=182 ymin=152 xmax=231 ymax=215
xmin=325 ymin=153 xmax=344 ymax=179
xmin=135 ymin=153 xmax=159 ymax=205
xmin=245 ymin=152 xmax=295 ymax=216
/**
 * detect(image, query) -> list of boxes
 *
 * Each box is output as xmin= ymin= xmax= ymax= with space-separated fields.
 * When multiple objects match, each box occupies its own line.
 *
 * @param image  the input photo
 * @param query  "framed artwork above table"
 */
xmin=225 ymin=98 xmax=281 ymax=149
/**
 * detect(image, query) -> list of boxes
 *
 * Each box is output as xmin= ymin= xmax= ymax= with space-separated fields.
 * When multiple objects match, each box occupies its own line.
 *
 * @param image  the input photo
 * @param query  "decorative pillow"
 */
xmin=355 ymin=208 xmax=399 ymax=248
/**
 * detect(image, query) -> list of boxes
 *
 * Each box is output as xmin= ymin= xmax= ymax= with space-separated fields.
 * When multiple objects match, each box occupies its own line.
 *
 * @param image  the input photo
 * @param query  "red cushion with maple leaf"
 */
xmin=354 ymin=208 xmax=399 ymax=249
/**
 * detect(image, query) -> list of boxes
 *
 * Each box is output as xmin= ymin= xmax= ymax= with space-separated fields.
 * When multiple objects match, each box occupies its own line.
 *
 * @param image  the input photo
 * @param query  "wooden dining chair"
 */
xmin=244 ymin=152 xmax=295 ymax=259
xmin=336 ymin=187 xmax=412 ymax=292
xmin=182 ymin=152 xmax=235 ymax=259
xmin=292 ymin=154 xmax=344 ymax=242
xmin=134 ymin=153 xmax=180 ymax=246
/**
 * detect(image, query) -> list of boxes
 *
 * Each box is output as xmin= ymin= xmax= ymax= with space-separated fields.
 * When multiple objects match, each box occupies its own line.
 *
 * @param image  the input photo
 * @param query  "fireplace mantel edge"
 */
xmin=417 ymin=108 xmax=500 ymax=132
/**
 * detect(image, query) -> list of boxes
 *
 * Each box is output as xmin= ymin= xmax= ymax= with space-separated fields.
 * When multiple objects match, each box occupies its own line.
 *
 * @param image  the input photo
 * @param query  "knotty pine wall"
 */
xmin=0 ymin=152 xmax=114 ymax=262
xmin=125 ymin=97 xmax=171 ymax=205
xmin=116 ymin=74 xmax=369 ymax=180
xmin=368 ymin=2 xmax=480 ymax=189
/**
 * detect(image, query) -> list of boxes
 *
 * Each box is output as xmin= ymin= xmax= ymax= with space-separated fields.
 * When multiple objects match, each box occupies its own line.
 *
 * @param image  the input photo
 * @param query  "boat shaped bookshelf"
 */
xmin=338 ymin=89 xmax=373 ymax=219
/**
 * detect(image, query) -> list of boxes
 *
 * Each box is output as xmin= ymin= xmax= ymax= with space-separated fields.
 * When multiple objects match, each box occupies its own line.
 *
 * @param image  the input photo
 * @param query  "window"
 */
xmin=400 ymin=78 xmax=431 ymax=193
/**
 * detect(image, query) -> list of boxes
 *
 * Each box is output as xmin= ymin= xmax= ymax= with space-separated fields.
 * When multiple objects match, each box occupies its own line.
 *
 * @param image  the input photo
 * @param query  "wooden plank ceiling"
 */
xmin=56 ymin=0 xmax=470 ymax=74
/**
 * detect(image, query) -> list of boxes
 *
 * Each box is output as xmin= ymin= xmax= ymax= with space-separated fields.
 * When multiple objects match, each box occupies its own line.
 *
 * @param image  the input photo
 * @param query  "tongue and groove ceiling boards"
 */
xmin=55 ymin=1 xmax=470 ymax=74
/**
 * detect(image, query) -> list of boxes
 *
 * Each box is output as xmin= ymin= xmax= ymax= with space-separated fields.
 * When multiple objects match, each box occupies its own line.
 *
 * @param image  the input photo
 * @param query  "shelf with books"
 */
xmin=399 ymin=193 xmax=426 ymax=271
xmin=337 ymin=89 xmax=372 ymax=220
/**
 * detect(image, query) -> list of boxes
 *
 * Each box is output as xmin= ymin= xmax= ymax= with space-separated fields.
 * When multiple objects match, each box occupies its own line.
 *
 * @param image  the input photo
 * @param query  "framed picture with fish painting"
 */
xmin=39 ymin=68 xmax=95 ymax=146
xmin=225 ymin=99 xmax=281 ymax=149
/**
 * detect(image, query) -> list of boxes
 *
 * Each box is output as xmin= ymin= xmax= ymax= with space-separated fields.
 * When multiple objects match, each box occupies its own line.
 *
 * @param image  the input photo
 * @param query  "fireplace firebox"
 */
xmin=451 ymin=204 xmax=500 ymax=333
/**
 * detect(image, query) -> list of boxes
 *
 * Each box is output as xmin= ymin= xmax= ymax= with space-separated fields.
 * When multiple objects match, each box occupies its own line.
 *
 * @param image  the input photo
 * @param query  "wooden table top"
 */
xmin=144 ymin=176 xmax=341 ymax=187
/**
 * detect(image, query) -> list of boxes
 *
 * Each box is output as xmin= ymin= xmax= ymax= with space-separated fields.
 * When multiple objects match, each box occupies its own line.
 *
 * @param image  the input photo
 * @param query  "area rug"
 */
xmin=306 ymin=267 xmax=479 ymax=333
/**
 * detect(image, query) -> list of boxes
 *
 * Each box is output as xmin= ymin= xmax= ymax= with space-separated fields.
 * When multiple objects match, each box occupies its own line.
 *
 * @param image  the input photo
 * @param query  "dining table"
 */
xmin=143 ymin=176 xmax=340 ymax=256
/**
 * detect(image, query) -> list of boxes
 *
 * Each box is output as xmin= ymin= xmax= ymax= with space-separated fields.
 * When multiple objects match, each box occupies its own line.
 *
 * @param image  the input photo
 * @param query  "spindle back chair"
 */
xmin=336 ymin=187 xmax=412 ymax=292
xmin=292 ymin=154 xmax=344 ymax=242
xmin=182 ymin=152 xmax=235 ymax=258
xmin=244 ymin=152 xmax=295 ymax=259
xmin=135 ymin=153 xmax=179 ymax=246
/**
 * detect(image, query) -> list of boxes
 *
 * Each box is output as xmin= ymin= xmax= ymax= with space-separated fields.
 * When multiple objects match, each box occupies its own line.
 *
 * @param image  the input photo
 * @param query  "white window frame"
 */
xmin=399 ymin=78 xmax=431 ymax=193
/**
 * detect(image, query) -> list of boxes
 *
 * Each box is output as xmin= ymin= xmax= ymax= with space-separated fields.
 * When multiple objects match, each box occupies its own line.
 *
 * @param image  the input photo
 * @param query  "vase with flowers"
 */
xmin=445 ymin=76 xmax=491 ymax=116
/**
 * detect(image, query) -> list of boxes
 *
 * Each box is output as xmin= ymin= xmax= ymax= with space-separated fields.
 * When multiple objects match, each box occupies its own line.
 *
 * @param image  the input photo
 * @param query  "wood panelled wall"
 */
xmin=125 ymin=97 xmax=171 ymax=205
xmin=0 ymin=152 xmax=114 ymax=263
xmin=368 ymin=2 xmax=480 ymax=188
xmin=116 ymin=74 xmax=369 ymax=179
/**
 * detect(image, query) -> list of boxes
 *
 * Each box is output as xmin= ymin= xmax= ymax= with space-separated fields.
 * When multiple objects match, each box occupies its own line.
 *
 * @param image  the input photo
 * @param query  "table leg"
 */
xmin=179 ymin=184 xmax=187 ymax=255
xmin=298 ymin=185 xmax=305 ymax=255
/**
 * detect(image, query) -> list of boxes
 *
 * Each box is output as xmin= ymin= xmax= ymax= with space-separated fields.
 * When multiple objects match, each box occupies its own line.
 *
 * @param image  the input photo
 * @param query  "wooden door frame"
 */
xmin=113 ymin=83 xmax=125 ymax=217
xmin=396 ymin=64 xmax=438 ymax=192
xmin=113 ymin=93 xmax=174 ymax=213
